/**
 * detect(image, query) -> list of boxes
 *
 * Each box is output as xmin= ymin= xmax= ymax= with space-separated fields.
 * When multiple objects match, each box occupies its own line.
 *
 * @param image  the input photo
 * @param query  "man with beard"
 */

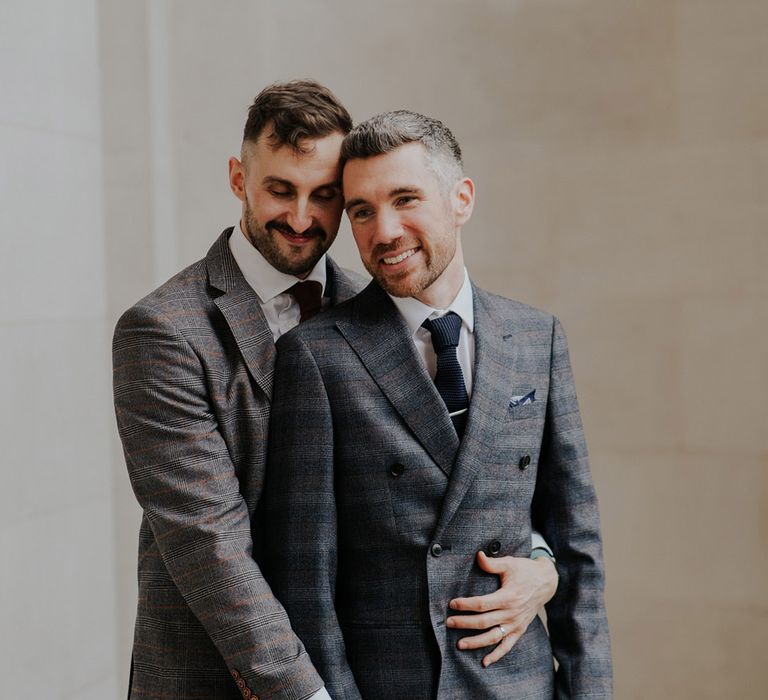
xmin=113 ymin=83 xmax=558 ymax=700
xmin=264 ymin=111 xmax=612 ymax=699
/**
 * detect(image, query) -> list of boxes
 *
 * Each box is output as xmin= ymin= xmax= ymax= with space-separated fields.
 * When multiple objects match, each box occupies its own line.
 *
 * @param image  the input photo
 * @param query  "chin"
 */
xmin=376 ymin=276 xmax=424 ymax=299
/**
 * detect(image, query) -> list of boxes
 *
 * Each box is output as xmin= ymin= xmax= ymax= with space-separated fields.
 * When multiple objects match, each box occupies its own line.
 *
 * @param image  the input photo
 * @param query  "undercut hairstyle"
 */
xmin=340 ymin=110 xmax=464 ymax=189
xmin=242 ymin=79 xmax=352 ymax=154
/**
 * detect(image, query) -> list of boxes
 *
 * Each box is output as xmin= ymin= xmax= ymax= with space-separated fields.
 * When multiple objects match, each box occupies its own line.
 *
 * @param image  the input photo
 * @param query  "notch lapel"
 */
xmin=207 ymin=229 xmax=276 ymax=401
xmin=433 ymin=285 xmax=522 ymax=538
xmin=335 ymin=283 xmax=460 ymax=477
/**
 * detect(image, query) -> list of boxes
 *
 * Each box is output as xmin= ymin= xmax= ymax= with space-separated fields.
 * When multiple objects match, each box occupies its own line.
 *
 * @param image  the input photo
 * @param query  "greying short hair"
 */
xmin=341 ymin=110 xmax=463 ymax=188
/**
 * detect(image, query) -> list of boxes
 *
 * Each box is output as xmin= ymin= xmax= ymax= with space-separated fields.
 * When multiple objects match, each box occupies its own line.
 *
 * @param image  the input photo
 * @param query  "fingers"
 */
xmin=447 ymin=609 xmax=506 ymax=630
xmin=447 ymin=551 xmax=555 ymax=666
xmin=482 ymin=629 xmax=522 ymax=667
xmin=450 ymin=552 xmax=525 ymax=610
xmin=475 ymin=549 xmax=509 ymax=574
xmin=453 ymin=623 xmax=524 ymax=665
xmin=449 ymin=588 xmax=506 ymax=613
xmin=456 ymin=625 xmax=508 ymax=651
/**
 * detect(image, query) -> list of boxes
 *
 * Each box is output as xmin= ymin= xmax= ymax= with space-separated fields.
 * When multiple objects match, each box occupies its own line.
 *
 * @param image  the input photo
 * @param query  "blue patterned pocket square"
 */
xmin=509 ymin=390 xmax=536 ymax=407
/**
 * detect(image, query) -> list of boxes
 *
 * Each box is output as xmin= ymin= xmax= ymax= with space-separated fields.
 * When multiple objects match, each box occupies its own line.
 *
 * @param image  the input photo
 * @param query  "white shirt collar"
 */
xmin=388 ymin=268 xmax=474 ymax=336
xmin=228 ymin=222 xmax=327 ymax=302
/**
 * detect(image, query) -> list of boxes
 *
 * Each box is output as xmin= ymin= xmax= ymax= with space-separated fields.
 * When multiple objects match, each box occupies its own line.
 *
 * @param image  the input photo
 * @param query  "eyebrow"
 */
xmin=262 ymin=176 xmax=293 ymax=189
xmin=262 ymin=176 xmax=342 ymax=191
xmin=344 ymin=197 xmax=368 ymax=212
xmin=345 ymin=186 xmax=423 ymax=212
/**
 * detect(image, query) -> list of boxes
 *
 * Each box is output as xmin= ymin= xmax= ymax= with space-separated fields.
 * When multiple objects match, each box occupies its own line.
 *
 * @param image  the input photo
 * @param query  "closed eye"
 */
xmin=312 ymin=187 xmax=341 ymax=202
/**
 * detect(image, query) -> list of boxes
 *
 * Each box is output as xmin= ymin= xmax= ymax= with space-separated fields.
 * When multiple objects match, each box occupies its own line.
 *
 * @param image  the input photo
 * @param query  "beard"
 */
xmin=364 ymin=234 xmax=457 ymax=298
xmin=242 ymin=197 xmax=331 ymax=276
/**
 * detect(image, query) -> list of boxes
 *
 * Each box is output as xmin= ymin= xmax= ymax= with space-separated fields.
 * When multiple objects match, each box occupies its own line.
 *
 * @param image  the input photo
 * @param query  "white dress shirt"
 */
xmin=229 ymin=223 xmax=328 ymax=342
xmin=389 ymin=268 xmax=552 ymax=556
xmin=389 ymin=268 xmax=476 ymax=394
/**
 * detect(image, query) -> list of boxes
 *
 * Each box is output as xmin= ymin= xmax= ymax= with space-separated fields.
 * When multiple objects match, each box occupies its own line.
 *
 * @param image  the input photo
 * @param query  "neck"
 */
xmin=413 ymin=246 xmax=465 ymax=309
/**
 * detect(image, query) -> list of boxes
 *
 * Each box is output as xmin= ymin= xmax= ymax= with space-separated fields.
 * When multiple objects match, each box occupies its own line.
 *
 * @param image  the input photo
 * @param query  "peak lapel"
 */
xmin=433 ymin=285 xmax=519 ymax=538
xmin=335 ymin=283 xmax=459 ymax=477
xmin=325 ymin=257 xmax=365 ymax=305
xmin=207 ymin=229 xmax=276 ymax=401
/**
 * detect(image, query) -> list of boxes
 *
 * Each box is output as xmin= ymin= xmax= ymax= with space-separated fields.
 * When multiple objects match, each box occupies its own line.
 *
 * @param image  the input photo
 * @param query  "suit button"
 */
xmin=488 ymin=540 xmax=502 ymax=556
xmin=390 ymin=462 xmax=405 ymax=477
xmin=519 ymin=454 xmax=531 ymax=470
xmin=430 ymin=542 xmax=443 ymax=557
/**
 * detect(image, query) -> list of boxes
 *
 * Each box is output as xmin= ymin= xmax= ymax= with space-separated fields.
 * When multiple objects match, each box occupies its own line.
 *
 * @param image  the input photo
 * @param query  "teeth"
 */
xmin=383 ymin=249 xmax=416 ymax=265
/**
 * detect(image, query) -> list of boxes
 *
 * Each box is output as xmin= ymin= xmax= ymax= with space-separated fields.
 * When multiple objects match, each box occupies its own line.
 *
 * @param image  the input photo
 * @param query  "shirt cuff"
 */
xmin=531 ymin=531 xmax=553 ymax=557
xmin=310 ymin=687 xmax=332 ymax=700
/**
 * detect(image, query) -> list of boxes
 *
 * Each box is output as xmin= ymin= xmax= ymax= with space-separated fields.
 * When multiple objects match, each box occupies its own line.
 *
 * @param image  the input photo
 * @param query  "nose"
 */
xmin=286 ymin=198 xmax=313 ymax=233
xmin=372 ymin=208 xmax=403 ymax=246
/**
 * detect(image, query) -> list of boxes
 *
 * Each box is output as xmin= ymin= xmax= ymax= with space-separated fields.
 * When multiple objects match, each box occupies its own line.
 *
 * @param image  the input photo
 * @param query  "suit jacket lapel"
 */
xmin=207 ymin=228 xmax=276 ymax=401
xmin=434 ymin=284 xmax=520 ymax=538
xmin=325 ymin=257 xmax=362 ymax=306
xmin=335 ymin=282 xmax=460 ymax=477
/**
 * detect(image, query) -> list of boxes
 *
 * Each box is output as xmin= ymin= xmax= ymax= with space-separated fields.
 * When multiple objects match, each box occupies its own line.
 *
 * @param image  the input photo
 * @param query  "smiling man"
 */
xmin=264 ymin=111 xmax=612 ymax=699
xmin=113 ymin=81 xmax=358 ymax=700
xmin=113 ymin=84 xmax=558 ymax=700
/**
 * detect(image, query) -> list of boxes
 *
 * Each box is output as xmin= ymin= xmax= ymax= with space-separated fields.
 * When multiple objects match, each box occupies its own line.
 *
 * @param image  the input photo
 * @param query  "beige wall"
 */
xmin=0 ymin=0 xmax=120 ymax=697
xmin=2 ymin=1 xmax=765 ymax=697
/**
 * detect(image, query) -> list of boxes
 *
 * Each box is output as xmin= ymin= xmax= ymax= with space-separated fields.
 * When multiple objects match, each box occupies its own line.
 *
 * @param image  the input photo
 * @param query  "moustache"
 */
xmin=267 ymin=221 xmax=326 ymax=239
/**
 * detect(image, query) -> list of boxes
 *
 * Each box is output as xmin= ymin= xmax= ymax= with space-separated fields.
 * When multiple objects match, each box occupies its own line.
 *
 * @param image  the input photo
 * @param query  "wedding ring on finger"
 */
xmin=497 ymin=624 xmax=508 ymax=642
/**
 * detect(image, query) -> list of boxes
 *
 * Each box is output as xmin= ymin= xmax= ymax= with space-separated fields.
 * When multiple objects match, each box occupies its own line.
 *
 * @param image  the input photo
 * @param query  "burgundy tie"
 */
xmin=288 ymin=280 xmax=323 ymax=322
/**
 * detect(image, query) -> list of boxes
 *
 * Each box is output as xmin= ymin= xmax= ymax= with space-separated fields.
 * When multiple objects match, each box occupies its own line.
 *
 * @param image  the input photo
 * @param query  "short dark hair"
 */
xmin=340 ymin=110 xmax=463 ymax=187
xmin=243 ymin=79 xmax=352 ymax=153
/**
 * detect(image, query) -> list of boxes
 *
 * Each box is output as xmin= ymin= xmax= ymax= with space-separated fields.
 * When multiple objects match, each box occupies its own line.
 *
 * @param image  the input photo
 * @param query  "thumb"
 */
xmin=476 ymin=550 xmax=509 ymax=575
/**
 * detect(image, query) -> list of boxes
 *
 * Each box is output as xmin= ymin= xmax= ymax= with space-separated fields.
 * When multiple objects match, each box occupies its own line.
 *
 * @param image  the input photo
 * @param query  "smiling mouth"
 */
xmin=382 ymin=248 xmax=418 ymax=265
xmin=282 ymin=230 xmax=315 ymax=242
xmin=269 ymin=223 xmax=323 ymax=245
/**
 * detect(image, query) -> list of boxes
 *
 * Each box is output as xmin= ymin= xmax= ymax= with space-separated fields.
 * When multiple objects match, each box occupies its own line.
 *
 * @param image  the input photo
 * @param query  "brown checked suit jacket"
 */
xmin=112 ymin=228 xmax=365 ymax=700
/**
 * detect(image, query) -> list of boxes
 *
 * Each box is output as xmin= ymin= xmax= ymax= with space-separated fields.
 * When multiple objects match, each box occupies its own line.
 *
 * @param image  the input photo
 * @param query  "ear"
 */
xmin=228 ymin=156 xmax=246 ymax=202
xmin=453 ymin=177 xmax=475 ymax=226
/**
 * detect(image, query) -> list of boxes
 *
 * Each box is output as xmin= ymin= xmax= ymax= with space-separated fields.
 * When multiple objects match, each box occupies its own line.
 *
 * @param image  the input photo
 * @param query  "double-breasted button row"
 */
xmin=519 ymin=454 xmax=531 ymax=470
xmin=390 ymin=462 xmax=405 ymax=477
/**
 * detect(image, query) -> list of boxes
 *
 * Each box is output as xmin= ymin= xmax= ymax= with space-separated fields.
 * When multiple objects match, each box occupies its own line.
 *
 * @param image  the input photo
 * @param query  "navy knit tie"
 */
xmin=422 ymin=312 xmax=469 ymax=438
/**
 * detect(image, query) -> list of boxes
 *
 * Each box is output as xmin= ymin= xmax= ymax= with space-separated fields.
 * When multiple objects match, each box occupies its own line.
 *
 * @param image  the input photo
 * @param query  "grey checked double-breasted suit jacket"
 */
xmin=112 ymin=228 xmax=365 ymax=700
xmin=263 ymin=280 xmax=612 ymax=699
